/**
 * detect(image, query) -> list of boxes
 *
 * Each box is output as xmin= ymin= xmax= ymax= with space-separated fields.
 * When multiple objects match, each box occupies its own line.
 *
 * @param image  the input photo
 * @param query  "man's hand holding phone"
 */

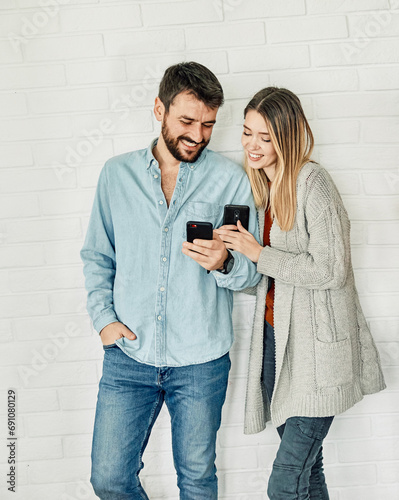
xmin=100 ymin=321 xmax=136 ymax=346
xmin=182 ymin=222 xmax=228 ymax=271
xmin=182 ymin=234 xmax=228 ymax=271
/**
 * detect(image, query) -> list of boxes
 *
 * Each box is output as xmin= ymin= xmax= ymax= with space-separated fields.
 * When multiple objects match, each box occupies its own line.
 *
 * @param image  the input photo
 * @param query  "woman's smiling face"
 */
xmin=241 ymin=110 xmax=277 ymax=173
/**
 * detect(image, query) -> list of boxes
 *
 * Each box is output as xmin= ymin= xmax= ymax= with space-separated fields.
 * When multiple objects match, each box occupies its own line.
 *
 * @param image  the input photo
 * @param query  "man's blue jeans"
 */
xmin=90 ymin=345 xmax=231 ymax=500
xmin=263 ymin=320 xmax=334 ymax=500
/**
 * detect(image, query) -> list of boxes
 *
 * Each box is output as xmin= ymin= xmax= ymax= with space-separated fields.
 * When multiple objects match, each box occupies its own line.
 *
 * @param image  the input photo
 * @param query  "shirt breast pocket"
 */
xmin=181 ymin=201 xmax=223 ymax=239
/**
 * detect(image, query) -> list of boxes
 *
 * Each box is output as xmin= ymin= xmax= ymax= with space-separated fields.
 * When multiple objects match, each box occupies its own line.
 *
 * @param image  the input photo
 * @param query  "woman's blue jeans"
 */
xmin=263 ymin=320 xmax=334 ymax=500
xmin=91 ymin=345 xmax=230 ymax=500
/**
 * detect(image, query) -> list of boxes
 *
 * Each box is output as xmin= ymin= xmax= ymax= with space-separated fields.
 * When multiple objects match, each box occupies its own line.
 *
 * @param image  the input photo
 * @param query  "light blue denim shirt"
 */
xmin=81 ymin=140 xmax=261 ymax=367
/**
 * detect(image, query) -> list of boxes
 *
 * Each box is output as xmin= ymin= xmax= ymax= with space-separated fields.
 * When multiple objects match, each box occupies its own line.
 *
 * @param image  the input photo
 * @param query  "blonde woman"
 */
xmin=215 ymin=87 xmax=386 ymax=499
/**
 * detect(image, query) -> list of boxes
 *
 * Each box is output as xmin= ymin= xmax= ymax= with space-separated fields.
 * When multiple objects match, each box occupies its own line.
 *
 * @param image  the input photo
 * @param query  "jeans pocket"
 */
xmin=295 ymin=416 xmax=334 ymax=441
xmin=103 ymin=343 xmax=117 ymax=350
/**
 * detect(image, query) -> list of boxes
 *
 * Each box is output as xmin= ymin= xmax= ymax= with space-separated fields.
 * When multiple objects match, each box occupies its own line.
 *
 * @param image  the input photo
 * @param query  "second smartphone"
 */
xmin=223 ymin=205 xmax=250 ymax=230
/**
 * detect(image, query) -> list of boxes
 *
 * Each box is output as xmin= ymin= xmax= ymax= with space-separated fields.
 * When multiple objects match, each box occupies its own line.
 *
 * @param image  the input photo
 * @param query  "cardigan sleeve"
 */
xmin=257 ymin=171 xmax=351 ymax=290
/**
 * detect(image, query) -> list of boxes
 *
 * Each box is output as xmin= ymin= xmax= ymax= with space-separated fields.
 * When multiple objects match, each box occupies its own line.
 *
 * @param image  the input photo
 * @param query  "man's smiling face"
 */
xmin=158 ymin=91 xmax=218 ymax=163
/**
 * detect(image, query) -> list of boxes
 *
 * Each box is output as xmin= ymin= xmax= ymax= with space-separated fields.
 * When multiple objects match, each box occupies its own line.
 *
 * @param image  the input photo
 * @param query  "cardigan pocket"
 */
xmin=315 ymin=338 xmax=353 ymax=388
xmin=310 ymin=289 xmax=350 ymax=343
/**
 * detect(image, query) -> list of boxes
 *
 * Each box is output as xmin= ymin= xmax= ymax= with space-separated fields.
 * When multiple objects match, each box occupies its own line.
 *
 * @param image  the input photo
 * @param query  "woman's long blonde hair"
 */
xmin=244 ymin=87 xmax=314 ymax=231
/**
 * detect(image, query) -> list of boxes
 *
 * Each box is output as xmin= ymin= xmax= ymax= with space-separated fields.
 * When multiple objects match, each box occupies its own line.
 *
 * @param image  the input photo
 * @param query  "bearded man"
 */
xmin=81 ymin=61 xmax=260 ymax=500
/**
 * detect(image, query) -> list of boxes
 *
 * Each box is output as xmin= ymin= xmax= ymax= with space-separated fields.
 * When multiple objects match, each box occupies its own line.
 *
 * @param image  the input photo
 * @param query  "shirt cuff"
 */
xmin=211 ymin=251 xmax=238 ymax=284
xmin=93 ymin=310 xmax=119 ymax=334
xmin=215 ymin=250 xmax=234 ymax=275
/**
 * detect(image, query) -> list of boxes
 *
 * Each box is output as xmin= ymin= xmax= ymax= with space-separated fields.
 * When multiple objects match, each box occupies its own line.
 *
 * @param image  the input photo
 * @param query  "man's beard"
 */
xmin=161 ymin=119 xmax=209 ymax=163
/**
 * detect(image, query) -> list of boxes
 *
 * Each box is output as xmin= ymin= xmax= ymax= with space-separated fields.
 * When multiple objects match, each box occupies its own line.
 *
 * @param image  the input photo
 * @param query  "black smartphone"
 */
xmin=223 ymin=205 xmax=250 ymax=230
xmin=186 ymin=221 xmax=213 ymax=243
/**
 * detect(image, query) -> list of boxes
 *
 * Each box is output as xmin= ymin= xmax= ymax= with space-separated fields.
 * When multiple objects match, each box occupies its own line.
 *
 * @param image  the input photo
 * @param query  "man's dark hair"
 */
xmin=158 ymin=61 xmax=224 ymax=113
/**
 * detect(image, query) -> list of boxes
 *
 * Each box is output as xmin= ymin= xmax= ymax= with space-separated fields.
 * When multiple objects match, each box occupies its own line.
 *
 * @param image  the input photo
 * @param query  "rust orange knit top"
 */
xmin=263 ymin=190 xmax=275 ymax=327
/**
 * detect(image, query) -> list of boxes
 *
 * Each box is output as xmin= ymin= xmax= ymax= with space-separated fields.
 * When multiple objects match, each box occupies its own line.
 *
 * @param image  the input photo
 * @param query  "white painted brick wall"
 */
xmin=1 ymin=1 xmax=398 ymax=499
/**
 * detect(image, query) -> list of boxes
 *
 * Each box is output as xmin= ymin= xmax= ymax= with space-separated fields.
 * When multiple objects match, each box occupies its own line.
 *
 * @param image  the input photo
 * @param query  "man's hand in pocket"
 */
xmin=100 ymin=322 xmax=136 ymax=346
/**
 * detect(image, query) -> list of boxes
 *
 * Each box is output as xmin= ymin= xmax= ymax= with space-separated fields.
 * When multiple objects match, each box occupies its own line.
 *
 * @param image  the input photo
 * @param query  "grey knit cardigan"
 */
xmin=243 ymin=162 xmax=386 ymax=433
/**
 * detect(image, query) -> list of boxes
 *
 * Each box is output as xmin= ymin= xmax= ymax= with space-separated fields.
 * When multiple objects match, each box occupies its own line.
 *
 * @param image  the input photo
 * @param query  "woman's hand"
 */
xmin=215 ymin=220 xmax=263 ymax=263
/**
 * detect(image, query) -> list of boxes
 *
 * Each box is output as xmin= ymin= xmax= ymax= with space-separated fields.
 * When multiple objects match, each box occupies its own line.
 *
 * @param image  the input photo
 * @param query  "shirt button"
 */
xmin=164 ymin=227 xmax=169 ymax=232
xmin=157 ymin=315 xmax=162 ymax=321
xmin=159 ymin=200 xmax=164 ymax=205
xmin=154 ymin=174 xmax=159 ymax=179
xmin=162 ymin=257 xmax=167 ymax=262
xmin=190 ymin=165 xmax=194 ymax=169
xmin=160 ymin=287 xmax=165 ymax=292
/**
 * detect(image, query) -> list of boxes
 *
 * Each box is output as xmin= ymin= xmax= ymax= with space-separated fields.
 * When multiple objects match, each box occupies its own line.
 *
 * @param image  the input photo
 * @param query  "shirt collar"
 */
xmin=145 ymin=137 xmax=208 ymax=171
